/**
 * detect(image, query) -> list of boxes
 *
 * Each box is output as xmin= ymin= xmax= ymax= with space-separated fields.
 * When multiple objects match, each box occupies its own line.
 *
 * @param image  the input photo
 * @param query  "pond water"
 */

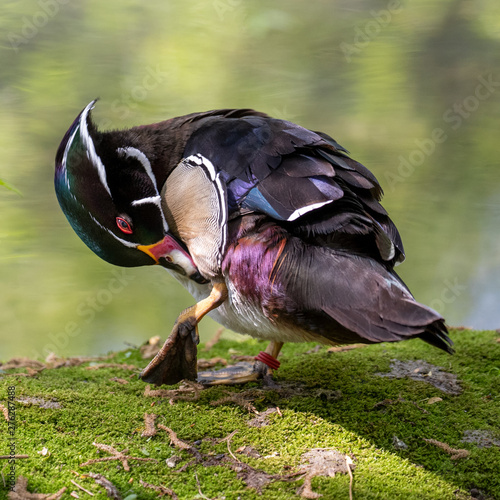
xmin=1 ymin=0 xmax=499 ymax=360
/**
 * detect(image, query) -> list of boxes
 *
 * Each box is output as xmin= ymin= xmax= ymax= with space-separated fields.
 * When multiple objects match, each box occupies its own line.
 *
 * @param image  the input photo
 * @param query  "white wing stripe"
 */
xmin=287 ymin=200 xmax=333 ymax=221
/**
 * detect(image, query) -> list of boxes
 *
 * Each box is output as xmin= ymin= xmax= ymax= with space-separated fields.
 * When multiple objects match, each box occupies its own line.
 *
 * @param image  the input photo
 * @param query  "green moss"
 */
xmin=1 ymin=328 xmax=498 ymax=499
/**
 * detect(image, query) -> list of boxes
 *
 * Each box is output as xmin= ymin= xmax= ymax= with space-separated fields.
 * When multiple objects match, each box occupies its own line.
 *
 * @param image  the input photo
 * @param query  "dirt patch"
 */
xmin=16 ymin=397 xmax=62 ymax=409
xmin=236 ymin=445 xmax=262 ymax=458
xmin=1 ymin=358 xmax=45 ymax=370
xmin=235 ymin=465 xmax=274 ymax=492
xmin=375 ymin=359 xmax=462 ymax=395
xmin=7 ymin=476 xmax=66 ymax=499
xmin=297 ymin=449 xmax=354 ymax=498
xmin=247 ymin=408 xmax=278 ymax=427
xmin=462 ymin=430 xmax=500 ymax=448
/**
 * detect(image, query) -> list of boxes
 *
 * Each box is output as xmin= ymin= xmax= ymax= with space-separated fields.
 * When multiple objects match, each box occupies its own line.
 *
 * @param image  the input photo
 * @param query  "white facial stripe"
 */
xmin=61 ymin=126 xmax=79 ymax=190
xmin=132 ymin=195 xmax=162 ymax=207
xmin=79 ymin=101 xmax=112 ymax=198
xmin=117 ymin=146 xmax=169 ymax=232
xmin=117 ymin=146 xmax=158 ymax=191
xmin=160 ymin=211 xmax=170 ymax=233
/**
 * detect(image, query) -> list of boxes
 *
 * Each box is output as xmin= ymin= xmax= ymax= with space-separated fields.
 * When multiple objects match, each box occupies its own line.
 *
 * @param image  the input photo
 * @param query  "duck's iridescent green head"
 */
xmin=54 ymin=101 xmax=202 ymax=280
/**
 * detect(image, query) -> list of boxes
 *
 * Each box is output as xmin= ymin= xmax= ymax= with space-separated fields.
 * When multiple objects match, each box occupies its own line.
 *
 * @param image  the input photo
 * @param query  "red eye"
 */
xmin=116 ymin=217 xmax=133 ymax=234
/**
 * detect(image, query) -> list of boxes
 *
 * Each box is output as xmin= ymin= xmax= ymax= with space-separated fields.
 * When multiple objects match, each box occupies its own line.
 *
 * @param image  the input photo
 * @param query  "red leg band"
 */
xmin=255 ymin=351 xmax=280 ymax=370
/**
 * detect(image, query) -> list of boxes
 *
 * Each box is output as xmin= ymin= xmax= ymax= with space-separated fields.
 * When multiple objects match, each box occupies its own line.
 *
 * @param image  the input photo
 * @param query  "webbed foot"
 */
xmin=140 ymin=319 xmax=199 ymax=386
xmin=197 ymin=361 xmax=262 ymax=385
xmin=140 ymin=282 xmax=228 ymax=386
xmin=197 ymin=341 xmax=284 ymax=386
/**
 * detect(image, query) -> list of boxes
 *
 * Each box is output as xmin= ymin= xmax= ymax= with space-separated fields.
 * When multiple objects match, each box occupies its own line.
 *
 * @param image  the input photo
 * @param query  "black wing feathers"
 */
xmin=182 ymin=109 xmax=450 ymax=354
xmin=184 ymin=112 xmax=404 ymax=264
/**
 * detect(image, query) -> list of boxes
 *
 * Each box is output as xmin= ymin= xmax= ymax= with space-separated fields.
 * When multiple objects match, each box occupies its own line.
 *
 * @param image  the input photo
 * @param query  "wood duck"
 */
xmin=55 ymin=101 xmax=453 ymax=386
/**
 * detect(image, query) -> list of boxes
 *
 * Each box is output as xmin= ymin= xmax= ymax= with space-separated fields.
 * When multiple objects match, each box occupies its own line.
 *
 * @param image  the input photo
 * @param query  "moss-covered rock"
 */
xmin=1 ymin=328 xmax=498 ymax=499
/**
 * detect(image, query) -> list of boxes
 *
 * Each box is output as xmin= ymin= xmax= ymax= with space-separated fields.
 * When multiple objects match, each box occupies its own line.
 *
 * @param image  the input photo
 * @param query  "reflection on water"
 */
xmin=1 ymin=0 xmax=499 ymax=360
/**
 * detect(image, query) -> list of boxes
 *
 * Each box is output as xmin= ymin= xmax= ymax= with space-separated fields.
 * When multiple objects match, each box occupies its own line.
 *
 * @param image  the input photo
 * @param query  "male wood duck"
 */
xmin=55 ymin=101 xmax=453 ymax=386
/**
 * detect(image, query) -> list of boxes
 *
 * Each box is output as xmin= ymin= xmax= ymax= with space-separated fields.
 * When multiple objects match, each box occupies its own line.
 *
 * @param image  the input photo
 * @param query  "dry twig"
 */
xmin=139 ymin=480 xmax=178 ymax=499
xmin=210 ymin=389 xmax=259 ymax=413
xmin=1 ymin=358 xmax=45 ymax=370
xmin=230 ymin=354 xmax=256 ymax=362
xmin=79 ymin=442 xmax=157 ymax=471
xmin=109 ymin=377 xmax=128 ymax=385
xmin=327 ymin=344 xmax=367 ymax=353
xmin=219 ymin=430 xmax=239 ymax=462
xmin=194 ymin=472 xmax=210 ymax=500
xmin=197 ymin=357 xmax=228 ymax=369
xmin=423 ymin=438 xmax=470 ymax=460
xmin=142 ymin=413 xmax=158 ymax=437
xmin=46 ymin=353 xmax=114 ymax=368
xmin=0 ymin=404 xmax=9 ymax=422
xmin=158 ymin=425 xmax=192 ymax=450
xmin=70 ymin=480 xmax=94 ymax=496
xmin=85 ymin=363 xmax=136 ymax=371
xmin=88 ymin=473 xmax=121 ymax=500
xmin=26 ymin=367 xmax=45 ymax=377
xmin=202 ymin=327 xmax=224 ymax=351
xmin=144 ymin=381 xmax=203 ymax=402
xmin=345 ymin=455 xmax=354 ymax=500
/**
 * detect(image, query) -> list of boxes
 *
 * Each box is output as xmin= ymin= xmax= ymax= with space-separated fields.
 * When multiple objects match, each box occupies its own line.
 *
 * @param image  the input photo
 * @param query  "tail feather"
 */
xmin=419 ymin=321 xmax=454 ymax=354
xmin=280 ymin=239 xmax=453 ymax=353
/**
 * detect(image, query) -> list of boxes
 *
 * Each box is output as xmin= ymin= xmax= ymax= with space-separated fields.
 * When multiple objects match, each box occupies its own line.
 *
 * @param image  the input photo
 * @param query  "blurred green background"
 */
xmin=1 ymin=0 xmax=499 ymax=361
